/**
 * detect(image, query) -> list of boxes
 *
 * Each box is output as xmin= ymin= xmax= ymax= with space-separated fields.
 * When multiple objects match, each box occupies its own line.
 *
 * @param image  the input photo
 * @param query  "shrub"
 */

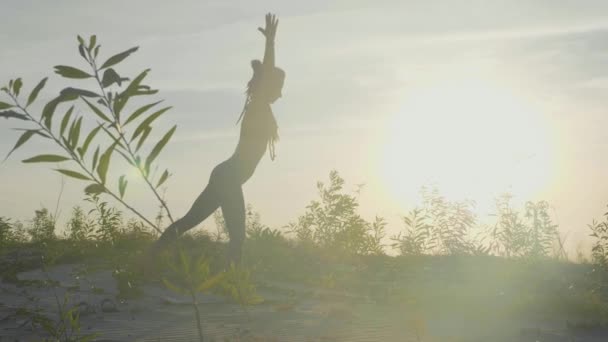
xmin=287 ymin=170 xmax=385 ymax=256
xmin=490 ymin=193 xmax=559 ymax=258
xmin=66 ymin=206 xmax=95 ymax=241
xmin=590 ymin=206 xmax=608 ymax=269
xmin=85 ymin=193 xmax=122 ymax=243
xmin=392 ymin=187 xmax=478 ymax=256
xmin=391 ymin=209 xmax=432 ymax=256
xmin=28 ymin=208 xmax=56 ymax=242
xmin=0 ymin=217 xmax=12 ymax=245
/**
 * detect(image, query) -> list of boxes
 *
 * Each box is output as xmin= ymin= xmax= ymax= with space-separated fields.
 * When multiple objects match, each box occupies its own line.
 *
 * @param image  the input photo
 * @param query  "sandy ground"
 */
xmin=1 ymin=263 xmax=608 ymax=341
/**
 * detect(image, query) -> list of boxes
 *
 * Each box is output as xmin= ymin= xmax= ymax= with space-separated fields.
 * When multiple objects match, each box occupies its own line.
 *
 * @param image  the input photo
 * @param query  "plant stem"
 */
xmin=190 ymin=290 xmax=205 ymax=342
xmin=88 ymin=54 xmax=175 ymax=225
xmin=10 ymin=96 xmax=161 ymax=232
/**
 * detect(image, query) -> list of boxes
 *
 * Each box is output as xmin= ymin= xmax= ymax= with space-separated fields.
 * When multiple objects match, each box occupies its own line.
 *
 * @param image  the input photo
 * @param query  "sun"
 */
xmin=378 ymin=78 xmax=556 ymax=214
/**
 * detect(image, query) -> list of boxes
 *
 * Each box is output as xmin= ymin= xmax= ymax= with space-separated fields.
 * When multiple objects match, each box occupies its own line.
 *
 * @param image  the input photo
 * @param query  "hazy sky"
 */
xmin=1 ymin=1 xmax=607 ymax=253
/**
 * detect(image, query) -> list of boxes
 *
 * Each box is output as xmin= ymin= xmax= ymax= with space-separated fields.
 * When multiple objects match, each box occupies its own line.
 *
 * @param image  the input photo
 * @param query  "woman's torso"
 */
xmin=224 ymin=101 xmax=276 ymax=184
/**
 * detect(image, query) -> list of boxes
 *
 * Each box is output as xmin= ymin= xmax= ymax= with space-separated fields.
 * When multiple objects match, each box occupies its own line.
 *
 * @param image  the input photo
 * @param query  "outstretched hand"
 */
xmin=258 ymin=13 xmax=278 ymax=42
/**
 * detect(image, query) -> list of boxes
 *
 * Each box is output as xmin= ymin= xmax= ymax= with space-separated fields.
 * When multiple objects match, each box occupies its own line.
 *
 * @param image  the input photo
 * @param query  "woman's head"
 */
xmin=247 ymin=59 xmax=285 ymax=103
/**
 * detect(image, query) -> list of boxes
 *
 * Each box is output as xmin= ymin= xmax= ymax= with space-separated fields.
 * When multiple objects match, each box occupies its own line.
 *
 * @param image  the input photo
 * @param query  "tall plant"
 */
xmin=420 ymin=186 xmax=477 ymax=255
xmin=491 ymin=193 xmax=559 ymax=258
xmin=391 ymin=208 xmax=432 ymax=256
xmin=0 ymin=35 xmax=176 ymax=232
xmin=287 ymin=170 xmax=386 ymax=255
xmin=589 ymin=206 xmax=608 ymax=269
xmin=28 ymin=208 xmax=56 ymax=243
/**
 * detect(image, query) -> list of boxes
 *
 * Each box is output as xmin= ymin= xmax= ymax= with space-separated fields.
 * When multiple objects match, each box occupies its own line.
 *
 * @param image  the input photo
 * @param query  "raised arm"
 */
xmin=258 ymin=13 xmax=279 ymax=68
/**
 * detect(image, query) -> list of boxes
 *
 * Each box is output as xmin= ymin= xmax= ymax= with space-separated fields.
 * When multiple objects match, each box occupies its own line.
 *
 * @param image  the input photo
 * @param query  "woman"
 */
xmin=149 ymin=13 xmax=284 ymax=265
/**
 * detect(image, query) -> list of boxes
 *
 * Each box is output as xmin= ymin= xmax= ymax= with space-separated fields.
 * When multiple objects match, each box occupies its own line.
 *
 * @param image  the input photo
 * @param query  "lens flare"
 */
xmin=379 ymin=78 xmax=557 ymax=214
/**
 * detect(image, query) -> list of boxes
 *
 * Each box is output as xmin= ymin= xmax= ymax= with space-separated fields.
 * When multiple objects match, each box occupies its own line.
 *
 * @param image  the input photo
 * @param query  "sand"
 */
xmin=1 ymin=262 xmax=607 ymax=341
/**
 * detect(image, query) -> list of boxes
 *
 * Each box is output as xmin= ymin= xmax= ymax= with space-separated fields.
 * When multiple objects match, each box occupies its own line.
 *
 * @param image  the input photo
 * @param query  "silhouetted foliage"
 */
xmin=27 ymin=208 xmax=56 ymax=242
xmin=85 ymin=193 xmax=122 ymax=243
xmin=66 ymin=206 xmax=95 ymax=241
xmin=0 ymin=35 xmax=175 ymax=233
xmin=0 ymin=217 xmax=12 ymax=245
xmin=420 ymin=186 xmax=477 ymax=255
xmin=590 ymin=206 xmax=608 ymax=269
xmin=490 ymin=193 xmax=559 ymax=258
xmin=392 ymin=187 xmax=480 ymax=256
xmin=391 ymin=209 xmax=432 ymax=256
xmin=287 ymin=170 xmax=385 ymax=256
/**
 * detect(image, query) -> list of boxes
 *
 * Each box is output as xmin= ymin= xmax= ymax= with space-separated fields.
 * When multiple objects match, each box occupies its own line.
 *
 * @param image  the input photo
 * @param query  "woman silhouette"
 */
xmin=149 ymin=13 xmax=284 ymax=264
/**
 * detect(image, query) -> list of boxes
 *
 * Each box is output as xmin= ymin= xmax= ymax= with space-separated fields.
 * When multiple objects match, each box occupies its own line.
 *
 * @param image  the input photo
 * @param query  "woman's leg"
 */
xmin=219 ymin=184 xmax=246 ymax=265
xmin=154 ymin=184 xmax=221 ymax=252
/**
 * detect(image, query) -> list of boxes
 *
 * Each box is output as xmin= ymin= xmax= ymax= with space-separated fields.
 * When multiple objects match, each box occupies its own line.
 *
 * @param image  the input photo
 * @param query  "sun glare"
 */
xmin=379 ymin=78 xmax=556 ymax=214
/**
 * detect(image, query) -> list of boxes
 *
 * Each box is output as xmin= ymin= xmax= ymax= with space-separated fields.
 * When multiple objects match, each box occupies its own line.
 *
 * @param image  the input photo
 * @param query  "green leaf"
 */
xmin=156 ymin=169 xmax=170 ymax=188
xmin=135 ymin=126 xmax=151 ymax=152
xmin=179 ymin=249 xmax=190 ymax=274
xmin=77 ymin=35 xmax=85 ymax=45
xmin=61 ymin=136 xmax=71 ymax=150
xmin=126 ymin=70 xmax=151 ymax=95
xmin=82 ymin=97 xmax=112 ymax=122
xmin=26 ymin=77 xmax=48 ymax=107
xmin=78 ymin=44 xmax=87 ymax=60
xmin=118 ymin=175 xmax=127 ymax=199
xmin=54 ymin=65 xmax=92 ymax=79
xmin=60 ymin=87 xmax=99 ymax=99
xmin=131 ymin=106 xmax=171 ymax=141
xmin=100 ymin=46 xmax=138 ymax=70
xmin=23 ymin=154 xmax=70 ymax=163
xmin=88 ymin=35 xmax=97 ymax=51
xmin=78 ymin=124 xmax=102 ymax=158
xmin=196 ymin=273 xmax=225 ymax=293
xmin=41 ymin=97 xmax=62 ymax=129
xmin=91 ymin=146 xmax=100 ymax=170
xmin=124 ymin=100 xmax=162 ymax=126
xmin=84 ymin=183 xmax=105 ymax=195
xmin=60 ymin=106 xmax=75 ymax=137
xmin=4 ymin=130 xmax=39 ymax=161
xmin=162 ymin=278 xmax=188 ymax=296
xmin=194 ymin=255 xmax=210 ymax=277
xmin=0 ymin=101 xmax=13 ymax=110
xmin=145 ymin=125 xmax=176 ymax=171
xmin=97 ymin=143 xmax=116 ymax=184
xmin=94 ymin=45 xmax=100 ymax=58
xmin=101 ymin=68 xmax=128 ymax=88
xmin=113 ymin=69 xmax=150 ymax=115
xmin=12 ymin=78 xmax=22 ymax=96
xmin=41 ymin=90 xmax=81 ymax=129
xmin=0 ymin=110 xmax=27 ymax=121
xmin=55 ymin=169 xmax=91 ymax=181
xmin=69 ymin=116 xmax=83 ymax=149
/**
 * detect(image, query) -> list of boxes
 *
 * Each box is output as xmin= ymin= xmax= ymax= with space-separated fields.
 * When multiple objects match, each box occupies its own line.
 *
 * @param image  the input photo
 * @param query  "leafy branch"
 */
xmin=0 ymin=35 xmax=178 ymax=233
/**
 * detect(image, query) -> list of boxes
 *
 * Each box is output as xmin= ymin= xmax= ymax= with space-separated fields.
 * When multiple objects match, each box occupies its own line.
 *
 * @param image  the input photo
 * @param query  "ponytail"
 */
xmin=236 ymin=60 xmax=263 ymax=124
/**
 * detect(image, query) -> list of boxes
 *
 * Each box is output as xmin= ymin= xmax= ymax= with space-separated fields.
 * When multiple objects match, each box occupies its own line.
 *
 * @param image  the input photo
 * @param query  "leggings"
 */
xmin=155 ymin=159 xmax=246 ymax=264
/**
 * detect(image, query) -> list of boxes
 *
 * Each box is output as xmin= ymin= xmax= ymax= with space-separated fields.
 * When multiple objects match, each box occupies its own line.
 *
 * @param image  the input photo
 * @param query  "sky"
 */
xmin=1 ymin=1 xmax=607 ymax=254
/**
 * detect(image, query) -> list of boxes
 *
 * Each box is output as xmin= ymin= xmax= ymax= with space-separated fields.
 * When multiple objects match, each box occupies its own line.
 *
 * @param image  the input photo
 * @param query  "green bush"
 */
xmin=490 ymin=194 xmax=559 ymax=258
xmin=66 ymin=206 xmax=95 ymax=241
xmin=287 ymin=170 xmax=386 ymax=256
xmin=391 ymin=187 xmax=479 ymax=256
xmin=28 ymin=208 xmax=56 ymax=243
xmin=590 ymin=206 xmax=608 ymax=269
